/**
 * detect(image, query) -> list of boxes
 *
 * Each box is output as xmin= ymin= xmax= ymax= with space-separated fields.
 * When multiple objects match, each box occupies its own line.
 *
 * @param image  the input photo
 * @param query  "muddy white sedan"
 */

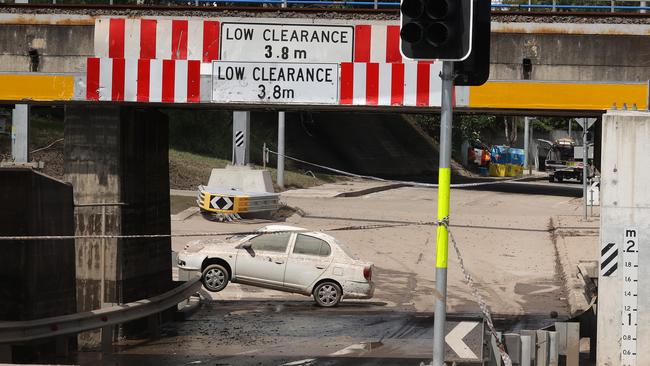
xmin=177 ymin=225 xmax=375 ymax=307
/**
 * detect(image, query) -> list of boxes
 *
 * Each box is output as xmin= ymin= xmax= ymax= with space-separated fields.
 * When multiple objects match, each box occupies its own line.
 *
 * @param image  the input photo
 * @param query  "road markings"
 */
xmin=280 ymin=359 xmax=316 ymax=366
xmin=329 ymin=342 xmax=369 ymax=356
xmin=445 ymin=321 xmax=479 ymax=360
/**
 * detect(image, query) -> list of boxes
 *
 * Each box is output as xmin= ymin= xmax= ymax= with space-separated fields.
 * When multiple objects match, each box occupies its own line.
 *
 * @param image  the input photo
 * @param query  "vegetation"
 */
xmin=169 ymin=148 xmax=342 ymax=191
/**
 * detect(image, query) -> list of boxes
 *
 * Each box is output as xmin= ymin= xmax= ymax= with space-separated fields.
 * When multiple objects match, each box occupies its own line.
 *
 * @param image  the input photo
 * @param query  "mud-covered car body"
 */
xmin=177 ymin=225 xmax=375 ymax=303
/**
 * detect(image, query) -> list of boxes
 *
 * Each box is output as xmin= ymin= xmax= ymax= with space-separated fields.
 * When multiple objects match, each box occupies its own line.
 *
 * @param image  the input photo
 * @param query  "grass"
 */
xmin=0 ymin=109 xmax=345 ymax=192
xmin=169 ymin=148 xmax=345 ymax=192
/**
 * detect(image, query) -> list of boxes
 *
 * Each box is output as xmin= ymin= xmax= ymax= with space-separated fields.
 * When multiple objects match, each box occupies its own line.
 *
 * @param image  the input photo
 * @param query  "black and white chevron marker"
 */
xmin=210 ymin=195 xmax=234 ymax=211
xmin=235 ymin=131 xmax=244 ymax=147
xmin=601 ymin=242 xmax=618 ymax=277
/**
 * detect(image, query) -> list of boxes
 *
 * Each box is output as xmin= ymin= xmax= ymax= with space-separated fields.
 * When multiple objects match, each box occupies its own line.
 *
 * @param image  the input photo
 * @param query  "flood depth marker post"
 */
xmin=433 ymin=60 xmax=454 ymax=366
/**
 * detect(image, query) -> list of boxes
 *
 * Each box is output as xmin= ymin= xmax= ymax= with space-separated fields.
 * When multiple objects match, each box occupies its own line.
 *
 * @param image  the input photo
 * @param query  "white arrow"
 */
xmin=445 ymin=321 xmax=479 ymax=360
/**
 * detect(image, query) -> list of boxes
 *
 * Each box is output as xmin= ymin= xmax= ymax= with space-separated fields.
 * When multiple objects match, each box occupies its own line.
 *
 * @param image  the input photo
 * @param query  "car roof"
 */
xmin=256 ymin=225 xmax=337 ymax=242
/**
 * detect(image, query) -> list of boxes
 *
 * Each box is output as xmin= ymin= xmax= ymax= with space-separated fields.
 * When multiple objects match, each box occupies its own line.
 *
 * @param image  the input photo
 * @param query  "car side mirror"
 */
xmin=242 ymin=242 xmax=252 ymax=250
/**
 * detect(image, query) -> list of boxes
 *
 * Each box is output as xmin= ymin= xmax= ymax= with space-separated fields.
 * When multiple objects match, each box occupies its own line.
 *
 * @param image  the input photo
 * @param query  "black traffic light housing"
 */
xmin=400 ymin=0 xmax=473 ymax=61
xmin=454 ymin=0 xmax=490 ymax=86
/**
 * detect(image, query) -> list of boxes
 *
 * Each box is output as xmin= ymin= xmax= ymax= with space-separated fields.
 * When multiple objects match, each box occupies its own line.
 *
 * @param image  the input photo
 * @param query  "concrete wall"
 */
xmin=0 ymin=168 xmax=76 ymax=321
xmin=490 ymin=33 xmax=650 ymax=81
xmin=0 ymin=168 xmax=76 ymax=363
xmin=0 ymin=24 xmax=92 ymax=73
xmin=598 ymin=110 xmax=650 ymax=365
xmin=64 ymin=105 xmax=172 ymax=347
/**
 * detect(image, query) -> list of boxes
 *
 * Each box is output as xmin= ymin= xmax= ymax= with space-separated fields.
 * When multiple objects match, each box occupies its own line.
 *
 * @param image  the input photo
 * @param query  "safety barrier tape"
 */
xmin=264 ymin=147 xmax=533 ymax=188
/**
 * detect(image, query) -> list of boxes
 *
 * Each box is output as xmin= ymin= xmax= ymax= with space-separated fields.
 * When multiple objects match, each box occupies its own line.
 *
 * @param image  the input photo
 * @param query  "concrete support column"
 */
xmin=597 ymin=110 xmax=650 ymax=365
xmin=524 ymin=117 xmax=530 ymax=172
xmin=64 ymin=105 xmax=172 ymax=348
xmin=232 ymin=111 xmax=250 ymax=166
xmin=11 ymin=104 xmax=28 ymax=163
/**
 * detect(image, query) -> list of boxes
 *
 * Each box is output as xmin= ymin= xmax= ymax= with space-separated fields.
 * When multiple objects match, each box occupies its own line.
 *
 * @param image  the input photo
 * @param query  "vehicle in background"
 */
xmin=177 ymin=225 xmax=375 ymax=307
xmin=539 ymin=138 xmax=593 ymax=183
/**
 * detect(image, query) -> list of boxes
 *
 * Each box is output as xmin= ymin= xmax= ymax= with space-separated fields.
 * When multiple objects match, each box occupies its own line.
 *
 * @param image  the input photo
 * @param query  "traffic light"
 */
xmin=454 ymin=0 xmax=490 ymax=86
xmin=400 ymin=0 xmax=473 ymax=61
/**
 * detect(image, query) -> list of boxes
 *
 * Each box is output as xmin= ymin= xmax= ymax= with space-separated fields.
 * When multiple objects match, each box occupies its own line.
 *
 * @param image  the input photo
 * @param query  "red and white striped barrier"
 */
xmin=339 ymin=62 xmax=445 ymax=107
xmin=353 ymin=24 xmax=403 ymax=63
xmin=94 ymin=18 xmax=403 ymax=64
xmin=86 ymin=58 xmax=201 ymax=103
xmin=95 ymin=18 xmax=220 ymax=62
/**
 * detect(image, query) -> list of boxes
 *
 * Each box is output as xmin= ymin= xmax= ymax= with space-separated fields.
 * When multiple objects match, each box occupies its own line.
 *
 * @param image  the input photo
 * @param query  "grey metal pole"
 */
xmin=583 ymin=119 xmax=588 ymax=220
xmin=11 ymin=104 xmax=29 ymax=163
xmin=524 ymin=117 xmax=530 ymax=174
xmin=433 ymin=61 xmax=454 ymax=366
xmin=277 ymin=111 xmax=286 ymax=189
xmin=568 ymin=119 xmax=572 ymax=140
xmin=642 ymin=1 xmax=647 ymax=14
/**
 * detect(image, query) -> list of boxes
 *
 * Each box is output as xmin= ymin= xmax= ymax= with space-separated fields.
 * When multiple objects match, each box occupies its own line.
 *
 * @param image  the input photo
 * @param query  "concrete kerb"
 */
xmin=551 ymin=216 xmax=597 ymax=317
xmin=171 ymin=207 xmax=199 ymax=221
xmin=334 ymin=183 xmax=408 ymax=197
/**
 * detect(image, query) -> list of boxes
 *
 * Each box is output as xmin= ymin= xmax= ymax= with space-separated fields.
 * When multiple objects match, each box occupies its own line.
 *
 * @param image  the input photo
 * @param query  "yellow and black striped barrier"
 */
xmin=197 ymin=186 xmax=279 ymax=214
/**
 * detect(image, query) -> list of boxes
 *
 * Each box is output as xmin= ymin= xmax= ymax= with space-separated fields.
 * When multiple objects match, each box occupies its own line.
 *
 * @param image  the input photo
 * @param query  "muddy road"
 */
xmin=85 ymin=298 xmax=565 ymax=366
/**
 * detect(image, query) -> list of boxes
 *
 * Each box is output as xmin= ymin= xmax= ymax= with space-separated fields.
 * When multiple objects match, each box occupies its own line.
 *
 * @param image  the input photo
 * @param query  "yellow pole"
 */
xmin=436 ymin=167 xmax=451 ymax=269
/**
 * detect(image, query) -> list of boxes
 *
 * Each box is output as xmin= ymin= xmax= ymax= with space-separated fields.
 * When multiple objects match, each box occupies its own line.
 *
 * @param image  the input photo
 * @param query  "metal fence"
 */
xmin=488 ymin=322 xmax=584 ymax=366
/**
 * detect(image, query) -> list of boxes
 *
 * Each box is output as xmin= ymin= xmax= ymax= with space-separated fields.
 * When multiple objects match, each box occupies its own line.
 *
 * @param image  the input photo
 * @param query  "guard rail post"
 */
xmin=101 ymin=325 xmax=112 ymax=353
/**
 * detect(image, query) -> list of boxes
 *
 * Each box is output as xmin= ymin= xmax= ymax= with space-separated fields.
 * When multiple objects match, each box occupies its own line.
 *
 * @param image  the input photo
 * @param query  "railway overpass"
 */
xmin=0 ymin=7 xmax=649 ymax=113
xmin=0 ymin=4 xmax=648 ymax=361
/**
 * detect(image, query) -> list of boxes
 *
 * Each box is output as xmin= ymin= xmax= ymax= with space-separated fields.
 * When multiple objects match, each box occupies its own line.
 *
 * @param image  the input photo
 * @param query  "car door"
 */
xmin=235 ymin=232 xmax=292 ymax=287
xmin=284 ymin=234 xmax=334 ymax=292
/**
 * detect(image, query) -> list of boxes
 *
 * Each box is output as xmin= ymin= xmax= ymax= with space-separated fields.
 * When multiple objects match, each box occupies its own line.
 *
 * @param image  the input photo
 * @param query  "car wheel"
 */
xmin=313 ymin=281 xmax=342 ymax=307
xmin=202 ymin=264 xmax=229 ymax=292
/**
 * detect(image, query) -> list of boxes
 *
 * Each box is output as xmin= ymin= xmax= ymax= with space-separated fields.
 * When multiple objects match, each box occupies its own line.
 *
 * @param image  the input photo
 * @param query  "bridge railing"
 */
xmin=171 ymin=0 xmax=650 ymax=12
xmin=3 ymin=0 xmax=650 ymax=12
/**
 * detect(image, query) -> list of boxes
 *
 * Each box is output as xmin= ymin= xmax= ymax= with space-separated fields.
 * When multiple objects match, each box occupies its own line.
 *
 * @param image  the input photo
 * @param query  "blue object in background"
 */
xmin=509 ymin=148 xmax=525 ymax=166
xmin=490 ymin=146 xmax=525 ymax=166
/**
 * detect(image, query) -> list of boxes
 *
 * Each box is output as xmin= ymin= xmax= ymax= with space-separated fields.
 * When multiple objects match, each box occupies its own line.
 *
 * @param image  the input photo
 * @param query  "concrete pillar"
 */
xmin=232 ymin=111 xmax=250 ymax=166
xmin=597 ymin=110 xmax=650 ymax=365
xmin=11 ymin=104 xmax=28 ymax=163
xmin=0 ymin=168 xmax=76 ymax=362
xmin=64 ymin=105 xmax=172 ymax=348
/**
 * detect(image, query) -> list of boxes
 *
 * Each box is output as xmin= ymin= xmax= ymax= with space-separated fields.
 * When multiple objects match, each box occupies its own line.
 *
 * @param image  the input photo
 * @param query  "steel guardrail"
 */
xmin=0 ymin=275 xmax=201 ymax=344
